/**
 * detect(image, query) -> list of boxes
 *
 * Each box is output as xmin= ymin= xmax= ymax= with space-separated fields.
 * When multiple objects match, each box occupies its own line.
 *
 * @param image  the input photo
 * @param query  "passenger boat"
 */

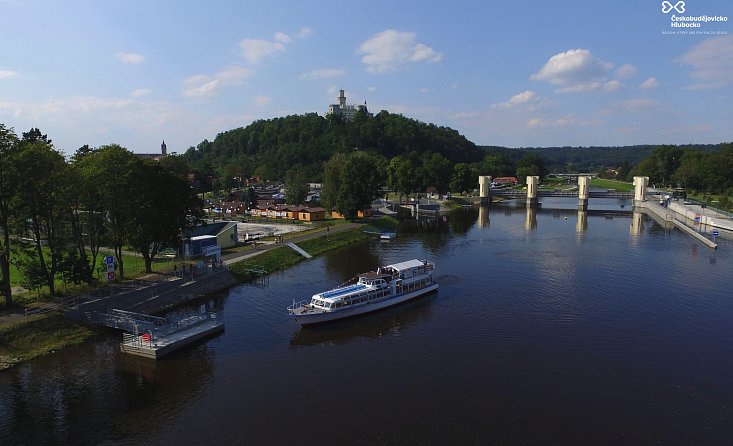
xmin=287 ymin=259 xmax=438 ymax=325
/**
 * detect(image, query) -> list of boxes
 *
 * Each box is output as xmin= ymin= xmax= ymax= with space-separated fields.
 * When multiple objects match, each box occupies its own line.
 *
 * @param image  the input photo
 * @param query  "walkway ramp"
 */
xmin=286 ymin=242 xmax=312 ymax=258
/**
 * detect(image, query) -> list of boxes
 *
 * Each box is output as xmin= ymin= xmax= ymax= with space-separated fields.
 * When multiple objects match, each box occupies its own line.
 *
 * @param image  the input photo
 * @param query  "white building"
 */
xmin=327 ymin=89 xmax=372 ymax=122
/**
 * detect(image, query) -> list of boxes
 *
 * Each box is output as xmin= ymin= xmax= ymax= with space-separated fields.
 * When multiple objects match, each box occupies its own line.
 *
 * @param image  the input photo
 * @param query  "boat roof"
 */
xmin=385 ymin=259 xmax=426 ymax=271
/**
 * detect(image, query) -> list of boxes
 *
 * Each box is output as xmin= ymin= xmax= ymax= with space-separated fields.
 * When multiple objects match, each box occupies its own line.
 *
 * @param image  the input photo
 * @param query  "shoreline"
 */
xmin=0 ymin=225 xmax=369 ymax=371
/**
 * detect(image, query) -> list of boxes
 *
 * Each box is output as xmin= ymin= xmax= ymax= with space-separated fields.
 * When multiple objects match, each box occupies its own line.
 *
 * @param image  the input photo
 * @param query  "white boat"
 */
xmin=287 ymin=259 xmax=438 ymax=325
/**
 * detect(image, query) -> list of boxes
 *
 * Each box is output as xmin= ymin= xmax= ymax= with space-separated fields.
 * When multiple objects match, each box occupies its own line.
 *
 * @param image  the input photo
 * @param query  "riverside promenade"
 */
xmin=1 ymin=222 xmax=361 ymax=327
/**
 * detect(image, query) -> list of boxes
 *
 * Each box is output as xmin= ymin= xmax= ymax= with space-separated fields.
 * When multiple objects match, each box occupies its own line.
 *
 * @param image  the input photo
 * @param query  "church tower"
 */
xmin=161 ymin=140 xmax=167 ymax=157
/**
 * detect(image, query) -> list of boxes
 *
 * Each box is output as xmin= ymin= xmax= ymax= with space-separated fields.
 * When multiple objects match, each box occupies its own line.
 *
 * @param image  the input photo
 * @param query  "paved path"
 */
xmin=1 ymin=223 xmax=361 ymax=326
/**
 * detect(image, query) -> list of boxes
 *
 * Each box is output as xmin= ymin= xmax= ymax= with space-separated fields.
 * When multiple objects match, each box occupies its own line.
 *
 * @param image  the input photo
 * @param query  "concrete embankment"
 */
xmin=65 ymin=268 xmax=239 ymax=320
xmin=636 ymin=200 xmax=717 ymax=249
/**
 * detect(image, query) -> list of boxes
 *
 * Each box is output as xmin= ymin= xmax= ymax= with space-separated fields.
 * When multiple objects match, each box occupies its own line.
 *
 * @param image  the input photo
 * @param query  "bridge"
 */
xmin=490 ymin=188 xmax=633 ymax=199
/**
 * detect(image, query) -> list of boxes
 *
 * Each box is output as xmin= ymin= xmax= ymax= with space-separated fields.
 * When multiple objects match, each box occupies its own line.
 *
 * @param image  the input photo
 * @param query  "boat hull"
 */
xmin=291 ymin=283 xmax=438 ymax=326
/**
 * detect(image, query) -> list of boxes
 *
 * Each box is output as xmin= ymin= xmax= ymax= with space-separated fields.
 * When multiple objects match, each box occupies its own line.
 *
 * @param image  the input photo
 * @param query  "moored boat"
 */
xmin=287 ymin=259 xmax=438 ymax=325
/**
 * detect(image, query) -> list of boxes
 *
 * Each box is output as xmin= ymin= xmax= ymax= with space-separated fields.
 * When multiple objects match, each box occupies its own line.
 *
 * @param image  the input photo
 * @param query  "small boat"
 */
xmin=287 ymin=259 xmax=438 ymax=325
xmin=380 ymin=231 xmax=396 ymax=240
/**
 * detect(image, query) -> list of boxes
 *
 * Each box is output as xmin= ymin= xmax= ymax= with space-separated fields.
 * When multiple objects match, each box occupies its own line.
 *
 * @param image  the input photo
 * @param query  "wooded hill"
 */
xmin=183 ymin=111 xmax=484 ymax=181
xmin=183 ymin=110 xmax=725 ymax=182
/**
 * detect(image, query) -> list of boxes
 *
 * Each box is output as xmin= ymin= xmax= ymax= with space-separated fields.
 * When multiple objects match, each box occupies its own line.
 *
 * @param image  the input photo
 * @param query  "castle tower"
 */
xmin=161 ymin=140 xmax=167 ymax=157
xmin=339 ymin=89 xmax=346 ymax=108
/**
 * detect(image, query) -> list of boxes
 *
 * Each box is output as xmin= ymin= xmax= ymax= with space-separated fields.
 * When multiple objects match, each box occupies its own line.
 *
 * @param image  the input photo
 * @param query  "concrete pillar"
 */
xmin=633 ymin=176 xmax=648 ymax=206
xmin=526 ymin=176 xmax=539 ymax=207
xmin=478 ymin=176 xmax=492 ymax=205
xmin=578 ymin=176 xmax=591 ymax=209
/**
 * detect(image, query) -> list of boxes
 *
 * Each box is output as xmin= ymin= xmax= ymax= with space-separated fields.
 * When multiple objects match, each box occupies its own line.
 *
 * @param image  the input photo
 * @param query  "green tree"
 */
xmin=12 ymin=139 xmax=69 ymax=295
xmin=387 ymin=155 xmax=419 ymax=201
xmin=0 ymin=123 xmax=19 ymax=305
xmin=420 ymin=152 xmax=453 ymax=193
xmin=450 ymin=163 xmax=477 ymax=194
xmin=322 ymin=151 xmax=385 ymax=219
xmin=127 ymin=160 xmax=203 ymax=273
xmin=321 ymin=153 xmax=348 ymax=211
xmin=285 ymin=166 xmax=309 ymax=205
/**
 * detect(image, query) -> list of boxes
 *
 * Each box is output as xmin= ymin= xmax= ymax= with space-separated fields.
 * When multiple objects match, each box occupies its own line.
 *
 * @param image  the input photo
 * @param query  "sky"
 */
xmin=1 ymin=0 xmax=732 ymax=156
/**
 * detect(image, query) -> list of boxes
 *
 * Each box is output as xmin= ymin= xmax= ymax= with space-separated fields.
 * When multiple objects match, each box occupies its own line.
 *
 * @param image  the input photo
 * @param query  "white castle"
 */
xmin=326 ymin=89 xmax=372 ymax=122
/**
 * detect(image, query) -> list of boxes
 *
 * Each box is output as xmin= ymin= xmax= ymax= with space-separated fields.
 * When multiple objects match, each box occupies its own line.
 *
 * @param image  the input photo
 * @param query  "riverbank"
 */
xmin=0 ymin=314 xmax=99 ymax=371
xmin=0 ymin=223 xmax=370 ymax=370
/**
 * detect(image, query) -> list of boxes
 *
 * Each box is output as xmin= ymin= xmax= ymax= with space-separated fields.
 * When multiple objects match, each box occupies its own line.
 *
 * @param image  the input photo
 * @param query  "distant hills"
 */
xmin=182 ymin=111 xmax=724 ymax=179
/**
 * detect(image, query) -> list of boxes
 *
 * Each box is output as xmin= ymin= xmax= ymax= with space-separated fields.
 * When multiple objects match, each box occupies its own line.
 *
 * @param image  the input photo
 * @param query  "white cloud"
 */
xmin=182 ymin=66 xmax=254 ymax=97
xmin=603 ymin=80 xmax=623 ymax=91
xmin=253 ymin=95 xmax=271 ymax=106
xmin=615 ymin=98 xmax=661 ymax=111
xmin=0 ymin=70 xmax=18 ymax=80
xmin=130 ymin=88 xmax=151 ymax=97
xmin=273 ymin=32 xmax=293 ymax=44
xmin=300 ymin=68 xmax=345 ymax=80
xmin=183 ymin=75 xmax=220 ymax=97
xmin=675 ymin=35 xmax=733 ymax=89
xmin=359 ymin=30 xmax=442 ymax=73
xmin=639 ymin=77 xmax=658 ymax=89
xmin=239 ymin=39 xmax=286 ymax=64
xmin=492 ymin=90 xmax=542 ymax=109
xmin=556 ymin=82 xmax=602 ymax=93
xmin=527 ymin=114 xmax=577 ymax=128
xmin=419 ymin=88 xmax=430 ymax=93
xmin=614 ymin=64 xmax=637 ymax=78
xmin=216 ymin=66 xmax=255 ymax=84
xmin=296 ymin=27 xmax=313 ymax=39
xmin=367 ymin=86 xmax=377 ymax=92
xmin=115 ymin=52 xmax=145 ymax=64
xmin=531 ymin=49 xmax=613 ymax=92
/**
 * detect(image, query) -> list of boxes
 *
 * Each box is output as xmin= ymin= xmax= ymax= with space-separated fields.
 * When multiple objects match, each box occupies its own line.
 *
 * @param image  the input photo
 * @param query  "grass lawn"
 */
xmin=591 ymin=178 xmax=635 ymax=192
xmin=229 ymin=227 xmax=370 ymax=282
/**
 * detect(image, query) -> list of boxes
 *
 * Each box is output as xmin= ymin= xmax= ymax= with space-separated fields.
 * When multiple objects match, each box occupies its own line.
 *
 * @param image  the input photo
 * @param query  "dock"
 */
xmin=88 ymin=308 xmax=224 ymax=359
xmin=120 ymin=317 xmax=224 ymax=359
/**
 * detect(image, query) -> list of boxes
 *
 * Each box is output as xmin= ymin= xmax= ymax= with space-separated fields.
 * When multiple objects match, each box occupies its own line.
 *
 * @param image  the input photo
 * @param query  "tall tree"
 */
xmin=285 ymin=166 xmax=309 ymax=205
xmin=127 ymin=160 xmax=203 ymax=272
xmin=450 ymin=163 xmax=477 ymax=195
xmin=332 ymin=152 xmax=385 ymax=220
xmin=321 ymin=153 xmax=348 ymax=211
xmin=0 ymin=124 xmax=18 ymax=305
xmin=12 ymin=140 xmax=69 ymax=295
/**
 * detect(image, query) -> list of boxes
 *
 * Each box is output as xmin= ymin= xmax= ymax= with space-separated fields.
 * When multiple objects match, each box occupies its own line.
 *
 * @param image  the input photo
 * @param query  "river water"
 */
xmin=2 ymin=201 xmax=733 ymax=445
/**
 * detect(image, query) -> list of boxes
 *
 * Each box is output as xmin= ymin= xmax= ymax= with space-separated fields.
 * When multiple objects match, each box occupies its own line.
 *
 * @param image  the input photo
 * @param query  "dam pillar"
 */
xmin=578 ymin=176 xmax=591 ymax=210
xmin=526 ymin=176 xmax=539 ymax=207
xmin=479 ymin=176 xmax=492 ymax=205
xmin=633 ymin=176 xmax=648 ymax=207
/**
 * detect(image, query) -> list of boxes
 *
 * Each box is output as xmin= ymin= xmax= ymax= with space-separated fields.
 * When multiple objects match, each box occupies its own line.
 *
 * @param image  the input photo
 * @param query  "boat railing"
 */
xmin=288 ymin=300 xmax=309 ymax=313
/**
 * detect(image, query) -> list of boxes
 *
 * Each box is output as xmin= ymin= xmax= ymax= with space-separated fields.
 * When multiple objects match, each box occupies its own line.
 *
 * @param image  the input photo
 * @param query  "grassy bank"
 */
xmin=591 ymin=178 xmax=635 ymax=192
xmin=229 ymin=227 xmax=370 ymax=282
xmin=0 ymin=314 xmax=97 ymax=370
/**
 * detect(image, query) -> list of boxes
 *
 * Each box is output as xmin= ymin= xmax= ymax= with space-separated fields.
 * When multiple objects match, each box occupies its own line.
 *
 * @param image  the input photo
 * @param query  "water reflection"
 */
xmin=290 ymin=293 xmax=437 ymax=347
xmin=576 ymin=209 xmax=588 ymax=235
xmin=525 ymin=206 xmax=537 ymax=231
xmin=478 ymin=205 xmax=490 ymax=228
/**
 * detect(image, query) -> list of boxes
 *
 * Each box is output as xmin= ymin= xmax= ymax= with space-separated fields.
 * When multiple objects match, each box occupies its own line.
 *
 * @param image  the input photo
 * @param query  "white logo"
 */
xmin=662 ymin=1 xmax=686 ymax=14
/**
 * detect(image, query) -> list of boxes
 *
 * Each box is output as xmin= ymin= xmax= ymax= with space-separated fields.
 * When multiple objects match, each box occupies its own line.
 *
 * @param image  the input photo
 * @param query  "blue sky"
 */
xmin=1 ymin=0 xmax=731 ymax=156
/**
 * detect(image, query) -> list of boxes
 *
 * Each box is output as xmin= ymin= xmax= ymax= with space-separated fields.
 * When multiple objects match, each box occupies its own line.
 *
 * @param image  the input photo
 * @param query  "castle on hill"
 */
xmin=326 ymin=89 xmax=372 ymax=122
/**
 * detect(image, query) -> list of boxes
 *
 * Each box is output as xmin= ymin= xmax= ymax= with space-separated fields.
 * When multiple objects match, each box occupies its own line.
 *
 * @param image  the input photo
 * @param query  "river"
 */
xmin=2 ymin=201 xmax=733 ymax=444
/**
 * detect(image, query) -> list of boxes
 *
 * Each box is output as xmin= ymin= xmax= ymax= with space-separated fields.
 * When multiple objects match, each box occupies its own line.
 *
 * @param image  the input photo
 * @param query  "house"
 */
xmin=493 ymin=176 xmax=518 ymax=186
xmin=298 ymin=207 xmax=326 ymax=222
xmin=185 ymin=221 xmax=239 ymax=251
xmin=331 ymin=208 xmax=373 ymax=219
